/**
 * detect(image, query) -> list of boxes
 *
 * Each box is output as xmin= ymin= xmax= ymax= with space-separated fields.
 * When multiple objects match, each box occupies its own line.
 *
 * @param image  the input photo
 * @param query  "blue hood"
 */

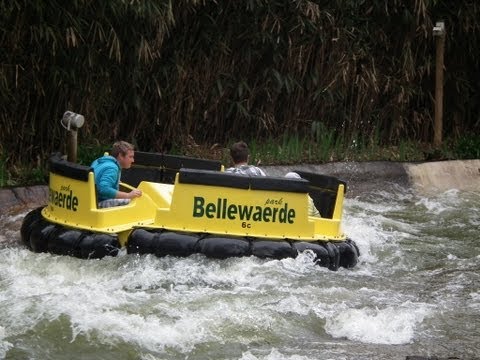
xmin=91 ymin=155 xmax=121 ymax=201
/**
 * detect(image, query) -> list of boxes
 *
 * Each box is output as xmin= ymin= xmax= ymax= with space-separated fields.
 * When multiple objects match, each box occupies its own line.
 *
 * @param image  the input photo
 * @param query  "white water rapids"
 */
xmin=0 ymin=184 xmax=479 ymax=359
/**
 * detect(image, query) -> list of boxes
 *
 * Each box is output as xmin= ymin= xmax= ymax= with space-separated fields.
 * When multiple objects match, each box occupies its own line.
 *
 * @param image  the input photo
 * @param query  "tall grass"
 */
xmin=0 ymin=157 xmax=6 ymax=187
xmin=454 ymin=136 xmax=480 ymax=159
xmin=2 ymin=134 xmax=476 ymax=187
xmin=1 ymin=0 xmax=479 ymax=179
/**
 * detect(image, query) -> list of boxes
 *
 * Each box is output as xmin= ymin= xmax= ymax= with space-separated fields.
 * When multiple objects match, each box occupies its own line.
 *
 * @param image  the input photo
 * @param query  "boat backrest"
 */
xmin=293 ymin=170 xmax=347 ymax=218
xmin=121 ymin=152 xmax=222 ymax=187
xmin=49 ymin=153 xmax=91 ymax=182
xmin=178 ymin=168 xmax=310 ymax=193
xmin=48 ymin=153 xmax=98 ymax=210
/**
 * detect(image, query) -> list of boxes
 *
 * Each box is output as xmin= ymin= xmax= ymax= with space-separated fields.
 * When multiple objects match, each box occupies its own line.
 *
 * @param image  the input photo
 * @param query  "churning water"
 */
xmin=0 ymin=185 xmax=479 ymax=360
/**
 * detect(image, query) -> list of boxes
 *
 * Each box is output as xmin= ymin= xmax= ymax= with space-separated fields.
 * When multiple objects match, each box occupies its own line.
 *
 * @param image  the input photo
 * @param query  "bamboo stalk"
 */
xmin=433 ymin=21 xmax=446 ymax=147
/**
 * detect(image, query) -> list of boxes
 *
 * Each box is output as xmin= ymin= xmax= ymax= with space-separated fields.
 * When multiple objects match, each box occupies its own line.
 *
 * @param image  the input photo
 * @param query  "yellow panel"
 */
xmin=332 ymin=184 xmax=345 ymax=220
xmin=41 ymin=169 xmax=347 ymax=243
xmin=42 ymin=172 xmax=156 ymax=233
xmin=149 ymin=179 xmax=346 ymax=240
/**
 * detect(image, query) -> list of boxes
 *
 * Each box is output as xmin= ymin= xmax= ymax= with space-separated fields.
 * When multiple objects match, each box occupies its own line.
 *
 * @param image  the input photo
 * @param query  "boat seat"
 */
xmin=122 ymin=152 xmax=222 ymax=187
xmin=178 ymin=168 xmax=309 ymax=193
xmin=294 ymin=171 xmax=347 ymax=219
xmin=249 ymin=175 xmax=309 ymax=193
xmin=48 ymin=154 xmax=101 ymax=209
xmin=49 ymin=153 xmax=91 ymax=182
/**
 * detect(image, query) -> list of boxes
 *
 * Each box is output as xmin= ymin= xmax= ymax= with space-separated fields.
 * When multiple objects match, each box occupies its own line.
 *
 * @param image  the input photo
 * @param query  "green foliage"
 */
xmin=247 ymin=135 xmax=314 ymax=165
xmin=241 ymin=132 xmax=432 ymax=166
xmin=0 ymin=157 xmax=7 ymax=187
xmin=310 ymin=121 xmax=338 ymax=162
xmin=398 ymin=141 xmax=418 ymax=162
xmin=17 ymin=167 xmax=47 ymax=186
xmin=0 ymin=163 xmax=47 ymax=187
xmin=0 ymin=0 xmax=479 ymax=178
xmin=3 ymin=134 xmax=475 ymax=187
xmin=454 ymin=136 xmax=480 ymax=159
xmin=77 ymin=142 xmax=111 ymax=167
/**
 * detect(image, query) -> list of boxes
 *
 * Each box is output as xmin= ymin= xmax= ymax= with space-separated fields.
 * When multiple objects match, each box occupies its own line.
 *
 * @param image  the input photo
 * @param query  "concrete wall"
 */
xmin=264 ymin=159 xmax=480 ymax=196
xmin=0 ymin=185 xmax=49 ymax=215
xmin=1 ymin=160 xmax=478 ymax=215
xmin=404 ymin=159 xmax=480 ymax=194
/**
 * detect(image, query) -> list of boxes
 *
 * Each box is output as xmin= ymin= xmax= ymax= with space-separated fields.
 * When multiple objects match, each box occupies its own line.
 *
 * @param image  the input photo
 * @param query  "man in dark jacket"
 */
xmin=225 ymin=141 xmax=266 ymax=176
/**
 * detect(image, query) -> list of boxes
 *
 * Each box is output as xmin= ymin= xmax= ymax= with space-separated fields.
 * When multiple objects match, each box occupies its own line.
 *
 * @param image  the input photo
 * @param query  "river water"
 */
xmin=0 ymin=184 xmax=479 ymax=360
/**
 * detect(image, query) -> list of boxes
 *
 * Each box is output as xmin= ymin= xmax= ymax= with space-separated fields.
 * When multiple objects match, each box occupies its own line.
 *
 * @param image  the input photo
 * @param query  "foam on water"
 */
xmin=0 ymin=248 xmax=325 ymax=354
xmin=239 ymin=349 xmax=312 ymax=360
xmin=324 ymin=303 xmax=432 ymax=345
xmin=1 ymin=186 xmax=479 ymax=358
xmin=0 ymin=325 xmax=13 ymax=359
xmin=469 ymin=286 xmax=480 ymax=312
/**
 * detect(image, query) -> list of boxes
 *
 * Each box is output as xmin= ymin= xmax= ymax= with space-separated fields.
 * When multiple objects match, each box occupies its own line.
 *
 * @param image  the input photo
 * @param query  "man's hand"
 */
xmin=128 ymin=189 xmax=142 ymax=199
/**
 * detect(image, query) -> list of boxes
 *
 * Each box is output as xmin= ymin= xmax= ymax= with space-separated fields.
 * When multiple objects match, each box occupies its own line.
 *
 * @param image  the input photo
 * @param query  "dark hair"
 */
xmin=111 ymin=141 xmax=134 ymax=158
xmin=230 ymin=141 xmax=249 ymax=164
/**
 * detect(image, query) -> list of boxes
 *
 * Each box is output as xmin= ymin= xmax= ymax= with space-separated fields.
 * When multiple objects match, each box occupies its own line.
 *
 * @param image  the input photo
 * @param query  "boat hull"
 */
xmin=127 ymin=228 xmax=359 ymax=270
xmin=20 ymin=152 xmax=360 ymax=270
xmin=21 ymin=207 xmax=120 ymax=259
xmin=21 ymin=207 xmax=359 ymax=269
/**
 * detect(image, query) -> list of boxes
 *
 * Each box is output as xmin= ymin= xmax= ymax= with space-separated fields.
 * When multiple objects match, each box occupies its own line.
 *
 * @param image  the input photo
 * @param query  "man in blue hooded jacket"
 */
xmin=91 ymin=141 xmax=142 ymax=208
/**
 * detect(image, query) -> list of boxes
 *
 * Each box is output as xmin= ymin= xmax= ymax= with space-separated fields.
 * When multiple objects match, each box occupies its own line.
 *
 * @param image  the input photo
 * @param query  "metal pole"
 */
xmin=61 ymin=111 xmax=84 ymax=163
xmin=67 ymin=129 xmax=78 ymax=163
xmin=433 ymin=21 xmax=446 ymax=147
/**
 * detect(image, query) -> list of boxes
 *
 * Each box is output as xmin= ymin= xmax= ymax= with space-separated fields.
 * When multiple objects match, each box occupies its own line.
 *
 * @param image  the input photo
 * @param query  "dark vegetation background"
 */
xmin=1 ymin=0 xmax=479 ymax=183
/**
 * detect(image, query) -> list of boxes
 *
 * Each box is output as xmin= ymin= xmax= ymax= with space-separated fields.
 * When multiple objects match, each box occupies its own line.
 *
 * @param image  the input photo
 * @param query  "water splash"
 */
xmin=0 ymin=187 xmax=479 ymax=359
xmin=0 ymin=326 xmax=13 ymax=359
xmin=324 ymin=303 xmax=431 ymax=345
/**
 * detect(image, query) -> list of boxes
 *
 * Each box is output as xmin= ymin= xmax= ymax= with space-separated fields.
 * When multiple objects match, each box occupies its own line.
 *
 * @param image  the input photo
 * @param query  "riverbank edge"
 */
xmin=1 ymin=159 xmax=478 ymax=214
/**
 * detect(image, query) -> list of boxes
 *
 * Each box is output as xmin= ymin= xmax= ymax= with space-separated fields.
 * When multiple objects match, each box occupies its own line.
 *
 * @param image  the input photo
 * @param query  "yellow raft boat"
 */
xmin=21 ymin=152 xmax=359 ymax=270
